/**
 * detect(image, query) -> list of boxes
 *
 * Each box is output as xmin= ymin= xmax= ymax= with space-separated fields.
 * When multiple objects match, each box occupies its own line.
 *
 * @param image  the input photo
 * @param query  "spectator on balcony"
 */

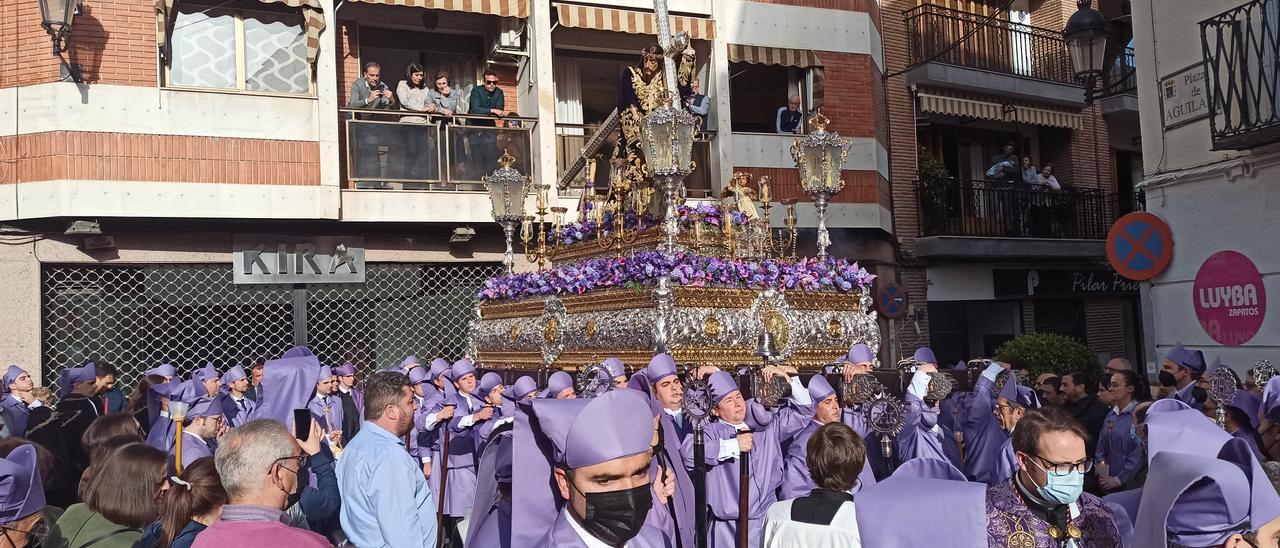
xmin=776 ymin=95 xmax=803 ymax=134
xmin=348 ymin=62 xmax=395 ymax=111
xmin=468 ymin=69 xmax=505 ymax=127
xmin=397 ymin=63 xmax=437 ymax=124
xmin=428 ymin=72 xmax=461 ymax=122
xmin=1021 ymin=156 xmax=1039 ymax=185
xmin=1036 ymin=162 xmax=1062 ymax=191
xmin=985 ymin=141 xmax=1020 ymax=184
xmin=685 ymin=80 xmax=710 ymax=125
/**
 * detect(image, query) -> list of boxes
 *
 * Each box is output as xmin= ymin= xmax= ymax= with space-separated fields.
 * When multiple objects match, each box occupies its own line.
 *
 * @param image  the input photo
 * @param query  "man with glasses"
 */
xmin=172 ymin=393 xmax=225 ymax=469
xmin=986 ymin=407 xmax=1123 ymax=546
xmin=337 ymin=370 xmax=438 ymax=548
xmin=467 ymin=69 xmax=507 ymax=178
xmin=197 ymin=419 xmax=330 ymax=547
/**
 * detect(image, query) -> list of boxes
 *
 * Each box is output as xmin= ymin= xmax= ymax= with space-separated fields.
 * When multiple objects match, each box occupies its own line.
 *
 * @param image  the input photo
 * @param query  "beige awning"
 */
xmin=917 ymin=91 xmax=1082 ymax=130
xmin=349 ymin=0 xmax=528 ymax=18
xmin=157 ymin=0 xmax=324 ymax=64
xmin=554 ymin=3 xmax=715 ymax=41
xmin=728 ymin=45 xmax=821 ymax=68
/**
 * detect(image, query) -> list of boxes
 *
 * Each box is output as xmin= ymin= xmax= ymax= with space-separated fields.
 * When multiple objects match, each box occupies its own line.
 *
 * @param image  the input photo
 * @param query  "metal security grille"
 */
xmin=42 ymin=262 xmax=501 ymax=390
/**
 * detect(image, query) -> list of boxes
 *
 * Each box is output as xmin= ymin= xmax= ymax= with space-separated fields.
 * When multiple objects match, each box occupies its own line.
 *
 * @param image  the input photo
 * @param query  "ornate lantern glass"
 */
xmin=38 ymin=0 xmax=78 ymax=54
xmin=792 ymin=114 xmax=852 ymax=195
xmin=640 ymin=104 xmax=698 ymax=177
xmin=483 ymin=151 xmax=531 ymax=223
xmin=1063 ymin=2 xmax=1108 ymax=83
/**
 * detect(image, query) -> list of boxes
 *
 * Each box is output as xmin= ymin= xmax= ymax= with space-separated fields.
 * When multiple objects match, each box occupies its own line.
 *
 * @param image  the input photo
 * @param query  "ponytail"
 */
xmin=158 ymin=457 xmax=227 ymax=548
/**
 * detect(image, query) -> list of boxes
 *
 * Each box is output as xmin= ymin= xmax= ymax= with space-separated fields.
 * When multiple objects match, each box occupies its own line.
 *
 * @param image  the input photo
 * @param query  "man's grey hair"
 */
xmin=1108 ymin=357 xmax=1133 ymax=370
xmin=214 ymin=419 xmax=296 ymax=500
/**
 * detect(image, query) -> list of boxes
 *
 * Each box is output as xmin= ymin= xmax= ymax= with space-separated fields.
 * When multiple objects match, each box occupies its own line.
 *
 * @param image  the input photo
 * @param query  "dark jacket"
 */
xmin=1065 ymin=394 xmax=1110 ymax=456
xmin=467 ymin=86 xmax=505 ymax=127
xmin=48 ymin=503 xmax=143 ymax=548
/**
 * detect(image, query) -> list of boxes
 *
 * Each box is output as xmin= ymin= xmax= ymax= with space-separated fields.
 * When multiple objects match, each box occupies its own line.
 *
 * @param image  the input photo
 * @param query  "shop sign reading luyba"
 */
xmin=1193 ymin=250 xmax=1266 ymax=345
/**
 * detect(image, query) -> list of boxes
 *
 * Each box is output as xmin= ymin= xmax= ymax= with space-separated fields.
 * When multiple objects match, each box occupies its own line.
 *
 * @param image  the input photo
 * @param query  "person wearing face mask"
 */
xmin=834 ymin=343 xmax=886 ymax=477
xmin=986 ymin=407 xmax=1123 ymax=547
xmin=191 ymin=420 xmax=329 ymax=548
xmin=896 ymin=356 xmax=964 ymax=469
xmin=516 ymin=387 xmax=670 ymax=547
xmin=1160 ymin=342 xmax=1207 ymax=410
xmin=337 ymin=371 xmax=438 ymax=547
xmin=780 ymin=375 xmax=876 ymax=500
xmin=683 ymin=367 xmax=813 ymax=547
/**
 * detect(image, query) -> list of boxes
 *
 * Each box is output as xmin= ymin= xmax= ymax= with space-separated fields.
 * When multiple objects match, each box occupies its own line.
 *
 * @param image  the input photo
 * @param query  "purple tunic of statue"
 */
xmin=985 ymin=480 xmax=1122 ymax=547
xmin=1095 ymin=402 xmax=1143 ymax=484
xmin=962 ymin=365 xmax=1010 ymax=484
xmin=682 ymin=372 xmax=812 ymax=548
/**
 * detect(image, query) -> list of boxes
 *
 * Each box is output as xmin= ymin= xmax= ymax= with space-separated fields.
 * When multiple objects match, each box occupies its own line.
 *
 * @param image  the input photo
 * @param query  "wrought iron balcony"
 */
xmin=904 ymin=3 xmax=1075 ymax=85
xmin=1201 ymin=0 xmax=1280 ymax=150
xmin=1104 ymin=47 xmax=1136 ymax=96
xmin=340 ymin=110 xmax=537 ymax=190
xmin=916 ymin=178 xmax=1114 ymax=240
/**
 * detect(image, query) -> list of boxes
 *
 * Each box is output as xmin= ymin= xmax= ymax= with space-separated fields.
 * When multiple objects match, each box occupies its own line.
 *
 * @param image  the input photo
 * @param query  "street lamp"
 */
xmin=640 ymin=95 xmax=698 ymax=255
xmin=1063 ymin=0 xmax=1108 ymax=104
xmin=483 ymin=150 xmax=532 ymax=274
xmin=791 ymin=113 xmax=851 ymax=262
xmin=38 ymin=0 xmax=78 ymax=55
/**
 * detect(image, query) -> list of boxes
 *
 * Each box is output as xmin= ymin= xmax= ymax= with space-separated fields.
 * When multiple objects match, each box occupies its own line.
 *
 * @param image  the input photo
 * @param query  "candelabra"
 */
xmin=775 ymin=198 xmax=799 ymax=261
xmin=792 ymin=113 xmax=852 ymax=262
xmin=521 ymin=184 xmax=562 ymax=271
xmin=595 ymin=165 xmax=640 ymax=258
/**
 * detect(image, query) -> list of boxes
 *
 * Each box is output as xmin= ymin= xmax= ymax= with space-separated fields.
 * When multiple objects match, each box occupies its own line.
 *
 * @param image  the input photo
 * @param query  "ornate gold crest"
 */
xmin=702 ymin=315 xmax=723 ymax=340
xmin=543 ymin=316 xmax=559 ymax=348
xmin=826 ymin=318 xmax=845 ymax=339
xmin=584 ymin=319 xmax=597 ymax=340
xmin=761 ymin=307 xmax=790 ymax=350
xmin=509 ymin=325 xmax=521 ymax=342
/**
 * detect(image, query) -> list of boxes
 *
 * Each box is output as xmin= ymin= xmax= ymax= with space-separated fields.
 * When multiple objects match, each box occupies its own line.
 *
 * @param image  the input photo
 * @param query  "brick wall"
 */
xmin=1085 ymin=298 xmax=1127 ymax=359
xmin=0 ymin=132 xmax=320 ymax=185
xmin=2 ymin=0 xmax=158 ymax=88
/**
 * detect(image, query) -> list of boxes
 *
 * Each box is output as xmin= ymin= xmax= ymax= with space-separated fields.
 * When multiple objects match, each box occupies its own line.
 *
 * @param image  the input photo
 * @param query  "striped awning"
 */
xmin=157 ymin=0 xmax=324 ymax=64
xmin=917 ymin=91 xmax=1082 ymax=130
xmin=349 ymin=0 xmax=528 ymax=18
xmin=554 ymin=3 xmax=715 ymax=41
xmin=728 ymin=45 xmax=821 ymax=68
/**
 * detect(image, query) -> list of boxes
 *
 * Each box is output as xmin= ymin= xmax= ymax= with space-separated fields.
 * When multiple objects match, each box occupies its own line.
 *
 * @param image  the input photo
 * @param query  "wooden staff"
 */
xmin=737 ymin=437 xmax=750 ymax=548
xmin=436 ymin=420 xmax=451 ymax=547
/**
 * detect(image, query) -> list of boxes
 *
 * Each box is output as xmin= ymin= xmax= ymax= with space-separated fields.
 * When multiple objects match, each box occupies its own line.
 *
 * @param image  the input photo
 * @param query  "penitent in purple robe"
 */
xmin=963 ymin=365 xmax=1010 ymax=484
xmin=896 ymin=371 xmax=950 ymax=464
xmin=629 ymin=363 xmax=696 ymax=548
xmin=175 ymin=431 xmax=214 ymax=468
xmin=307 ymin=394 xmax=344 ymax=437
xmin=147 ymin=416 xmax=176 ymax=452
xmin=444 ymin=389 xmax=484 ymax=517
xmin=780 ymin=419 xmax=877 ymax=499
xmin=682 ymin=398 xmax=812 ymax=548
xmin=1095 ymin=402 xmax=1143 ymax=484
xmin=544 ymin=507 xmax=671 ymax=548
xmin=219 ymin=394 xmax=257 ymax=428
xmin=986 ymin=480 xmax=1122 ymax=548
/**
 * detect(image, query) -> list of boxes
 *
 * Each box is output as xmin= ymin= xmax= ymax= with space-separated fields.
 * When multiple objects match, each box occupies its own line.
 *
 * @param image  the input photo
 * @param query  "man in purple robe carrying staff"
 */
xmin=628 ymin=354 xmax=697 ymax=548
xmin=171 ymin=393 xmax=224 ymax=469
xmin=895 ymin=351 xmax=963 ymax=469
xmin=307 ymin=366 xmax=344 ymax=449
xmin=779 ymin=374 xmax=876 ymax=500
xmin=523 ymin=388 xmax=671 ymax=547
xmin=442 ymin=358 xmax=494 ymax=542
xmin=985 ymin=406 xmax=1122 ymax=548
xmin=683 ymin=367 xmax=813 ymax=548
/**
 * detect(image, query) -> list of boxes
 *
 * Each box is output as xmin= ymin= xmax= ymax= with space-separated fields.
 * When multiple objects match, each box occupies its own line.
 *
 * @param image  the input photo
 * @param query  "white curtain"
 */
xmin=555 ymin=59 xmax=584 ymax=135
xmin=1009 ymin=11 xmax=1033 ymax=78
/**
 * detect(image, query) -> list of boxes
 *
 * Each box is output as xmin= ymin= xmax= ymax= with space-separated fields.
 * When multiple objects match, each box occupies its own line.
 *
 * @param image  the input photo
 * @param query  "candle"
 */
xmin=759 ymin=177 xmax=771 ymax=203
xmin=537 ymin=185 xmax=547 ymax=210
xmin=521 ymin=217 xmax=532 ymax=243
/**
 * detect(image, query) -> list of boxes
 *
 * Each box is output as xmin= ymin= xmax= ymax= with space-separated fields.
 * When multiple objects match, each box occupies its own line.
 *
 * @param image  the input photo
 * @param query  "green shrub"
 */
xmin=994 ymin=332 xmax=1099 ymax=379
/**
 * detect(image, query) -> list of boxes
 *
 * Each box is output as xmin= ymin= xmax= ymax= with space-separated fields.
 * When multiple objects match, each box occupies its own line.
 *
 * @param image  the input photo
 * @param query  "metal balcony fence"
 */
xmin=1201 ymin=0 xmax=1280 ymax=150
xmin=341 ymin=110 xmax=537 ymax=190
xmin=1105 ymin=47 xmax=1137 ymax=96
xmin=916 ymin=178 xmax=1114 ymax=239
xmin=904 ymin=3 xmax=1076 ymax=85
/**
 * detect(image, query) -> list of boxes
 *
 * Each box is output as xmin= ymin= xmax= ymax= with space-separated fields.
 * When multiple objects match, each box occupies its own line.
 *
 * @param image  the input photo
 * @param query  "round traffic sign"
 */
xmin=1107 ymin=212 xmax=1174 ymax=281
xmin=876 ymin=281 xmax=908 ymax=319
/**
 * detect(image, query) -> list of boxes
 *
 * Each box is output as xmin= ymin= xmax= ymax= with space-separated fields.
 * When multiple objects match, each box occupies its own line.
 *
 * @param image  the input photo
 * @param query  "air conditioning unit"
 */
xmin=489 ymin=17 xmax=528 ymax=64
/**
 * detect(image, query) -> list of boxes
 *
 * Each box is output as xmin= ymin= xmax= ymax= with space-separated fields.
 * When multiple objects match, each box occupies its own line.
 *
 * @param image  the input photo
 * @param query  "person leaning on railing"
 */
xmin=467 ymin=69 xmax=506 ymax=175
xmin=348 ymin=62 xmax=396 ymax=111
xmin=397 ymin=63 xmax=437 ymax=124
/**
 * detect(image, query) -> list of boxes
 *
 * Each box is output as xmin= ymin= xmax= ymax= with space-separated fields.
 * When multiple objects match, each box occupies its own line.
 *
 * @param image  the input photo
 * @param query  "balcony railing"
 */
xmin=1104 ymin=47 xmax=1136 ymax=96
xmin=554 ymin=124 xmax=717 ymax=199
xmin=341 ymin=110 xmax=537 ymax=190
xmin=904 ymin=3 xmax=1075 ymax=85
xmin=917 ymin=179 xmax=1114 ymax=240
xmin=1201 ymin=0 xmax=1280 ymax=150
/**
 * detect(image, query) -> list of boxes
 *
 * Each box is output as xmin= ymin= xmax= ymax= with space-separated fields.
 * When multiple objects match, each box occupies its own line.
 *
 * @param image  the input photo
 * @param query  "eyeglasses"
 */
xmin=484 ymin=79 xmax=499 ymax=85
xmin=272 ymin=454 xmax=308 ymax=473
xmin=2 ymin=520 xmax=49 ymax=546
xmin=1026 ymin=452 xmax=1093 ymax=474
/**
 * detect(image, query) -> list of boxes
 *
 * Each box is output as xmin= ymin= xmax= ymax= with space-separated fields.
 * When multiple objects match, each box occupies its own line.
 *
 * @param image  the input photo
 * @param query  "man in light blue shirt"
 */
xmin=337 ymin=370 xmax=437 ymax=547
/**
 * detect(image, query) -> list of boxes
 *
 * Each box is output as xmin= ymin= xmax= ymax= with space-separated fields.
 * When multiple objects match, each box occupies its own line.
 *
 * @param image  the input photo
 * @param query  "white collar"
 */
xmin=663 ymin=407 xmax=682 ymax=417
xmin=563 ymin=508 xmax=616 ymax=548
xmin=1112 ymin=400 xmax=1137 ymax=416
xmin=182 ymin=430 xmax=210 ymax=448
xmin=339 ymin=386 xmax=352 ymax=394
xmin=726 ymin=421 xmax=748 ymax=431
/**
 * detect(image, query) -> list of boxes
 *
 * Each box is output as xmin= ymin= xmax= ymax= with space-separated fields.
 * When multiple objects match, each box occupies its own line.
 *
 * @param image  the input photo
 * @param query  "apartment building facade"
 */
xmin=1128 ymin=0 xmax=1279 ymax=371
xmin=879 ymin=0 xmax=1146 ymax=367
xmin=1 ymin=0 xmax=892 ymax=383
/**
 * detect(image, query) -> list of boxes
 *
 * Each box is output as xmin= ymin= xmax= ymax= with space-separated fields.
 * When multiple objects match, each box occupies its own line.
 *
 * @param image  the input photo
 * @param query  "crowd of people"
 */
xmin=0 ymin=341 xmax=1273 ymax=547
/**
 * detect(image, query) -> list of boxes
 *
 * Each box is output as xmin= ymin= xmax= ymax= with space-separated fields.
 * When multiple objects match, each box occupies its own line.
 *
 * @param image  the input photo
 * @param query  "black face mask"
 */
xmin=287 ymin=461 xmax=310 ymax=508
xmin=1158 ymin=370 xmax=1177 ymax=388
xmin=575 ymin=483 xmax=652 ymax=547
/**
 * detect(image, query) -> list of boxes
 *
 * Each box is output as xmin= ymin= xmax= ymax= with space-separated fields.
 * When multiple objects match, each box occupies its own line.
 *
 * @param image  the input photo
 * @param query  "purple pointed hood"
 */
xmin=252 ymin=346 xmax=323 ymax=430
xmin=603 ymin=358 xmax=626 ymax=379
xmin=844 ymin=343 xmax=875 ymax=365
xmin=707 ymin=371 xmax=740 ymax=405
xmin=642 ymin=354 xmax=678 ymax=383
xmin=0 ymin=444 xmax=45 ymax=523
xmin=1263 ymin=375 xmax=1280 ymax=424
xmin=1228 ymin=390 xmax=1262 ymax=429
xmin=807 ymin=374 xmax=835 ymax=403
xmin=542 ymin=371 xmax=573 ymax=399
xmin=892 ymin=457 xmax=968 ymax=482
xmin=333 ymin=363 xmax=356 ymax=377
xmin=998 ymin=374 xmax=1039 ymax=408
xmin=190 ymin=362 xmax=219 ymax=384
xmin=912 ymin=347 xmax=937 ymax=365
xmin=1148 ymin=398 xmax=1193 ymax=415
xmin=57 ymin=363 xmax=96 ymax=398
xmin=1145 ymin=408 xmax=1232 ymax=463
xmin=0 ymin=366 xmax=24 ymax=396
xmin=1132 ymin=441 xmax=1269 ymax=547
xmin=856 ymin=474 xmax=987 ymax=547
xmin=221 ymin=364 xmax=247 ymax=386
xmin=475 ymin=372 xmax=503 ymax=399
